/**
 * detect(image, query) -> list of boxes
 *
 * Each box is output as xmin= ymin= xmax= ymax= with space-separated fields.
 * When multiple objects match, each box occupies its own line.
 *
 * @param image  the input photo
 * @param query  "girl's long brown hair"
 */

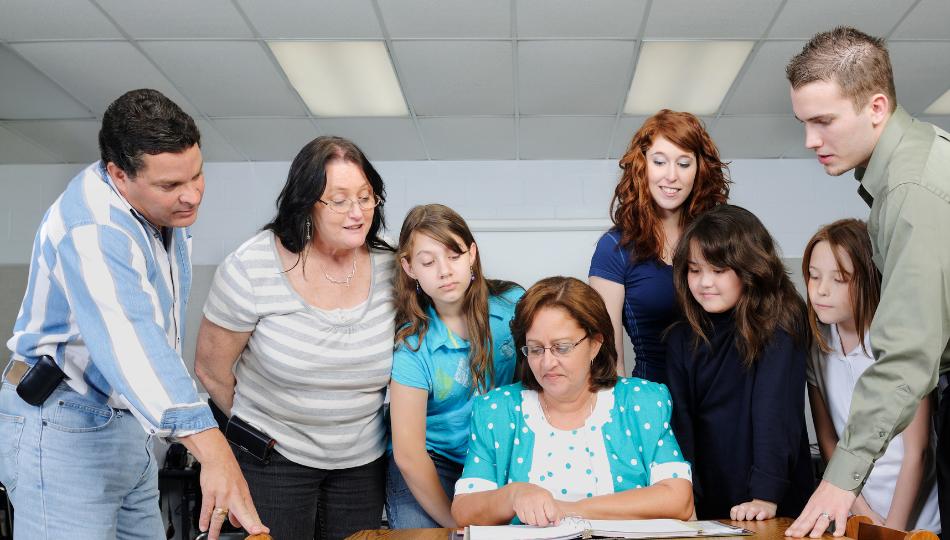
xmin=395 ymin=204 xmax=519 ymax=394
xmin=672 ymin=204 xmax=808 ymax=365
xmin=612 ymin=109 xmax=730 ymax=262
xmin=802 ymin=219 xmax=881 ymax=355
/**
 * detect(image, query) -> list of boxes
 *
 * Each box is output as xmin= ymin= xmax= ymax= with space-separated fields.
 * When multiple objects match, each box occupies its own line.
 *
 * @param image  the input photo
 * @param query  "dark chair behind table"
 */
xmin=846 ymin=515 xmax=939 ymax=540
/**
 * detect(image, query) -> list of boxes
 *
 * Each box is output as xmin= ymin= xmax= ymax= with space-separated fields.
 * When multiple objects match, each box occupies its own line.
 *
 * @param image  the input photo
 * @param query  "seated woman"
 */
xmin=451 ymin=276 xmax=693 ymax=527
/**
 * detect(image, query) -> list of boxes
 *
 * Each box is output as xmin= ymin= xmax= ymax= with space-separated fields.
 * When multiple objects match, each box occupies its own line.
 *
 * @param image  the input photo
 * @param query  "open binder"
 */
xmin=464 ymin=518 xmax=753 ymax=540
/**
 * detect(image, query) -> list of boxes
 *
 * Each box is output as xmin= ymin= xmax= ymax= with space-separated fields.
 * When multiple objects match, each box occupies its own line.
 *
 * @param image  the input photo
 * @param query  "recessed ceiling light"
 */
xmin=924 ymin=87 xmax=950 ymax=115
xmin=624 ymin=41 xmax=754 ymax=116
xmin=269 ymin=41 xmax=409 ymax=117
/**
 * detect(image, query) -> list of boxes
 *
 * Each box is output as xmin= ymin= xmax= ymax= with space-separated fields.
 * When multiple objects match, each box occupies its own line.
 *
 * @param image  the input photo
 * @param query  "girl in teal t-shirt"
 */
xmin=386 ymin=204 xmax=522 ymax=529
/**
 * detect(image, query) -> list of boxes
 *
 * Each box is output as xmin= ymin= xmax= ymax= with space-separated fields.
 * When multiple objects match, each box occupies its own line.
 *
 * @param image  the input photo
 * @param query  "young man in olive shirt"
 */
xmin=785 ymin=27 xmax=950 ymax=537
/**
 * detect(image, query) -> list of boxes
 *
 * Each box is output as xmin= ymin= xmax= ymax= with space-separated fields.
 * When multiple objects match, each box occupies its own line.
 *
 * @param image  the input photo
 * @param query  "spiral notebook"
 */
xmin=464 ymin=518 xmax=753 ymax=540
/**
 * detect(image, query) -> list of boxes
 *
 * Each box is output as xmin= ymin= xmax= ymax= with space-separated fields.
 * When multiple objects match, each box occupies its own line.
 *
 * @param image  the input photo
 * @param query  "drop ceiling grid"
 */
xmin=0 ymin=0 xmax=946 ymax=163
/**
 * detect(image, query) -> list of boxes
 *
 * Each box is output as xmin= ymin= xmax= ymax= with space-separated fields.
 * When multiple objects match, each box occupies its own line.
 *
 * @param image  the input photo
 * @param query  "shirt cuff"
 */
xmin=749 ymin=466 xmax=791 ymax=504
xmin=650 ymin=461 xmax=692 ymax=485
xmin=822 ymin=446 xmax=873 ymax=493
xmin=145 ymin=403 xmax=218 ymax=438
xmin=455 ymin=477 xmax=498 ymax=495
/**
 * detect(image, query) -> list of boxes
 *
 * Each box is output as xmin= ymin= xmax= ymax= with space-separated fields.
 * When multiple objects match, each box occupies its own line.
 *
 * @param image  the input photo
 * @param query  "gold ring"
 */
xmin=213 ymin=507 xmax=229 ymax=518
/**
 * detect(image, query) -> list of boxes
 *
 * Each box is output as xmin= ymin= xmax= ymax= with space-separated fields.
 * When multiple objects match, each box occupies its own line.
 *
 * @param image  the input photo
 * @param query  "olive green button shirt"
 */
xmin=824 ymin=105 xmax=950 ymax=492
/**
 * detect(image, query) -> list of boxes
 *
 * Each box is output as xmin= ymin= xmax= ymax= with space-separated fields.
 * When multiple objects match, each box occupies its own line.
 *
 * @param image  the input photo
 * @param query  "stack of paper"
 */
xmin=467 ymin=518 xmax=751 ymax=540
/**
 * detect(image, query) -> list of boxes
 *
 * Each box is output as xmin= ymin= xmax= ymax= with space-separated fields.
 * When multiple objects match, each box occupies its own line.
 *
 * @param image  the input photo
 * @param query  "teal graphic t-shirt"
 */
xmin=390 ymin=287 xmax=523 ymax=463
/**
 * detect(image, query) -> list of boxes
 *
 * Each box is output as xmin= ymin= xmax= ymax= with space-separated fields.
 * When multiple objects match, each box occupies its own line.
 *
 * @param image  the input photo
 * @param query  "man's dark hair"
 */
xmin=99 ymin=89 xmax=201 ymax=178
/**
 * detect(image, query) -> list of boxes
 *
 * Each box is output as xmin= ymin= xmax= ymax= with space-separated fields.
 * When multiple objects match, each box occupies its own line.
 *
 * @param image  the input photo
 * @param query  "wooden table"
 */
xmin=347 ymin=517 xmax=841 ymax=540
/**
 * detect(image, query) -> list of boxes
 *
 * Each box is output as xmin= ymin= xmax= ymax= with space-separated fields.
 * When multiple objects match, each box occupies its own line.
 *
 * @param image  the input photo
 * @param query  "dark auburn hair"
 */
xmin=786 ymin=26 xmax=896 ymax=113
xmin=513 ymin=277 xmax=618 ymax=392
xmin=802 ymin=219 xmax=881 ymax=355
xmin=612 ymin=109 xmax=730 ymax=262
xmin=672 ymin=205 xmax=808 ymax=365
xmin=395 ymin=204 xmax=520 ymax=395
xmin=263 ymin=136 xmax=393 ymax=269
xmin=99 ymin=88 xmax=200 ymax=178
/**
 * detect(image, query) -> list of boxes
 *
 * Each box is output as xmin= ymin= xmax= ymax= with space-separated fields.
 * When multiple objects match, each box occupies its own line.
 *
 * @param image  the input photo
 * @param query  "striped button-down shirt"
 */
xmin=7 ymin=162 xmax=215 ymax=437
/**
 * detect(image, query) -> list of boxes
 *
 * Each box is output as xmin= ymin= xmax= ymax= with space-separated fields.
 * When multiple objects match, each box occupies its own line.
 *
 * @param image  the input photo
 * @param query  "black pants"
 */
xmin=236 ymin=450 xmax=385 ymax=540
xmin=938 ymin=381 xmax=950 ymax=536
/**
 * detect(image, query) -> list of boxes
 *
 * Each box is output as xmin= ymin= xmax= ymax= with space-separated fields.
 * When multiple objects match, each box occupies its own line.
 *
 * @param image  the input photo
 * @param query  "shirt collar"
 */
xmin=829 ymin=323 xmax=871 ymax=358
xmin=97 ymin=161 xmax=164 ymax=238
xmin=423 ymin=296 xmax=507 ymax=352
xmin=854 ymin=105 xmax=914 ymax=199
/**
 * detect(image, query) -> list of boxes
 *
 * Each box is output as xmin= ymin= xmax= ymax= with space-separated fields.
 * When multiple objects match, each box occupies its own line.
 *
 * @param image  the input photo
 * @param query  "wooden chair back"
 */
xmin=846 ymin=515 xmax=938 ymax=540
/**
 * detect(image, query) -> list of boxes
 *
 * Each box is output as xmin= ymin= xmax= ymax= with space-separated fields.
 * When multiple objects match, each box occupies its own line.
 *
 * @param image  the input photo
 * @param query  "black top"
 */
xmin=665 ymin=312 xmax=814 ymax=519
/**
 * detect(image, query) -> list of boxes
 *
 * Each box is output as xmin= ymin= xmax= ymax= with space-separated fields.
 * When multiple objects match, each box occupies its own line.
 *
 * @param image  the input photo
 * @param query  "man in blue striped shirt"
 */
xmin=0 ymin=89 xmax=268 ymax=540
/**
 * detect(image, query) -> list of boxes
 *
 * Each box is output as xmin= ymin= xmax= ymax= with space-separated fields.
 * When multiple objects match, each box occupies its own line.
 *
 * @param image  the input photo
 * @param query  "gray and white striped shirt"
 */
xmin=204 ymin=231 xmax=395 ymax=469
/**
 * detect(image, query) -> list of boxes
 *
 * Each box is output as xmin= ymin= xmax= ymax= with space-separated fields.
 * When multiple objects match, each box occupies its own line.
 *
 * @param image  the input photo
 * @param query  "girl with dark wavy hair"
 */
xmin=665 ymin=204 xmax=814 ymax=522
xmin=387 ymin=204 xmax=522 ymax=529
xmin=589 ymin=109 xmax=730 ymax=383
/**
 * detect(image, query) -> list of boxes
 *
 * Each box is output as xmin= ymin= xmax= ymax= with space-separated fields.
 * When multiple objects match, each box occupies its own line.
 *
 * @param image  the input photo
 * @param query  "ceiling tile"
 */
xmin=141 ymin=41 xmax=306 ymax=117
xmin=418 ymin=118 xmax=515 ymax=159
xmin=379 ymin=0 xmax=509 ymax=39
xmin=0 ymin=124 xmax=61 ymax=164
xmin=4 ymin=120 xmax=100 ymax=163
xmin=712 ymin=116 xmax=804 ymax=159
xmin=768 ymin=0 xmax=916 ymax=39
xmin=316 ymin=118 xmax=426 ymax=160
xmin=891 ymin=0 xmax=950 ymax=39
xmin=608 ymin=115 xmax=718 ymax=158
xmin=12 ymin=41 xmax=196 ymax=117
xmin=517 ymin=0 xmax=646 ymax=38
xmin=196 ymin=120 xmax=245 ymax=162
xmin=235 ymin=0 xmax=381 ymax=39
xmin=609 ymin=116 xmax=647 ymax=158
xmin=518 ymin=41 xmax=636 ymax=115
xmin=644 ymin=0 xmax=781 ymax=39
xmin=393 ymin=41 xmax=513 ymax=115
xmin=0 ymin=0 xmax=121 ymax=40
xmin=212 ymin=118 xmax=320 ymax=161
xmin=0 ymin=45 xmax=92 ymax=119
xmin=889 ymin=42 xmax=950 ymax=114
xmin=519 ymin=117 xmax=615 ymax=159
xmin=98 ymin=0 xmax=253 ymax=39
xmin=724 ymin=41 xmax=804 ymax=115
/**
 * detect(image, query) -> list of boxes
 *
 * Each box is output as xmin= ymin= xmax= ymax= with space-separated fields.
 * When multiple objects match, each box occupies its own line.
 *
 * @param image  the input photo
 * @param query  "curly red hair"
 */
xmin=611 ymin=110 xmax=730 ymax=262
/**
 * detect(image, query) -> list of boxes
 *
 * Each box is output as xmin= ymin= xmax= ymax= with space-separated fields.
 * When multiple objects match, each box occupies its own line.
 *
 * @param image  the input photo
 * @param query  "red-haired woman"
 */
xmin=589 ymin=110 xmax=730 ymax=383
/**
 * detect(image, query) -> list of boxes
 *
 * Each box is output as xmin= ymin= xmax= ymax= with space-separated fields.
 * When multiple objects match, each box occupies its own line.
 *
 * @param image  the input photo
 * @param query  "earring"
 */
xmin=470 ymin=269 xmax=475 ymax=283
xmin=304 ymin=216 xmax=312 ymax=242
xmin=416 ymin=281 xmax=421 ymax=293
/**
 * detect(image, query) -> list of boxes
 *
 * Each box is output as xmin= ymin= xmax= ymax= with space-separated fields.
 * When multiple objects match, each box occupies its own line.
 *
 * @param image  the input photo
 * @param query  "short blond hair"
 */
xmin=786 ymin=26 xmax=896 ymax=112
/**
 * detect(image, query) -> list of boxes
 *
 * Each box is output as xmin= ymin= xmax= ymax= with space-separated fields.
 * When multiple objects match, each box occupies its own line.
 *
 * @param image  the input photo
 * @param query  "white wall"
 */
xmin=0 ymin=158 xmax=870 ymax=269
xmin=1 ymin=157 xmax=868 ymax=373
xmin=190 ymin=158 xmax=870 ymax=273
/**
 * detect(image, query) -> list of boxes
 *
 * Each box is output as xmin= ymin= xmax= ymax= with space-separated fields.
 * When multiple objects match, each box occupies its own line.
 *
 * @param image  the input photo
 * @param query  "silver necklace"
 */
xmin=538 ymin=391 xmax=596 ymax=427
xmin=322 ymin=254 xmax=357 ymax=287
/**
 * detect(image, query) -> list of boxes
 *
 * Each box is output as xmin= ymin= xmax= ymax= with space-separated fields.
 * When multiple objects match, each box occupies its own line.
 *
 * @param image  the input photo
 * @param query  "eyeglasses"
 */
xmin=520 ymin=335 xmax=588 ymax=359
xmin=319 ymin=194 xmax=381 ymax=214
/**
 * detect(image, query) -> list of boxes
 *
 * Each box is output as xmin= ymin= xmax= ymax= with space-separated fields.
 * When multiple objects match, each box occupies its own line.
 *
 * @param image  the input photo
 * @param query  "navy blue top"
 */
xmin=665 ymin=312 xmax=814 ymax=520
xmin=588 ymin=229 xmax=678 ymax=383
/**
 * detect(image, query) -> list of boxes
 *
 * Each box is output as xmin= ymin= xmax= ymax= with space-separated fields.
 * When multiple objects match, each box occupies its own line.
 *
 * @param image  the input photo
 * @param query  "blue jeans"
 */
xmin=385 ymin=451 xmax=462 ymax=529
xmin=0 ymin=379 xmax=163 ymax=540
